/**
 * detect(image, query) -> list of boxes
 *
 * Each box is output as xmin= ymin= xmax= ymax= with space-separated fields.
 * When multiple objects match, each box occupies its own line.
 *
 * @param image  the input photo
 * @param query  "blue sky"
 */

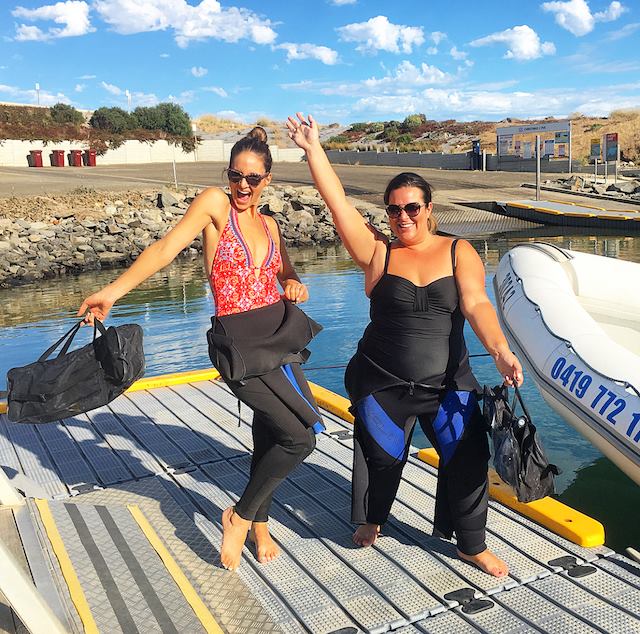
xmin=1 ymin=0 xmax=639 ymax=124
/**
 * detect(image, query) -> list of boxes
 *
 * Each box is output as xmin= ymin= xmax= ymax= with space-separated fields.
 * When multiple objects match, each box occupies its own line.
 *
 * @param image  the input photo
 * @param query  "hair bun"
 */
xmin=247 ymin=126 xmax=268 ymax=144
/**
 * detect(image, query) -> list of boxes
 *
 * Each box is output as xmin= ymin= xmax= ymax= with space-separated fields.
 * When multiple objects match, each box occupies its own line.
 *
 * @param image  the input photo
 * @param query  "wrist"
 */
xmin=490 ymin=342 xmax=512 ymax=361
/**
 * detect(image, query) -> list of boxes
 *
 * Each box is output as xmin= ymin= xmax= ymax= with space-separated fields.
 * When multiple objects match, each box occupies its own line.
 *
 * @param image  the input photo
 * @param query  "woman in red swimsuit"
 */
xmin=78 ymin=127 xmax=323 ymax=571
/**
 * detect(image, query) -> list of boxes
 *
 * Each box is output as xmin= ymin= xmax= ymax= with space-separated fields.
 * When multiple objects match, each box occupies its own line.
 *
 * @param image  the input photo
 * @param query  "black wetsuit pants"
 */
xmin=226 ymin=363 xmax=318 ymax=522
xmin=351 ymin=386 xmax=490 ymax=555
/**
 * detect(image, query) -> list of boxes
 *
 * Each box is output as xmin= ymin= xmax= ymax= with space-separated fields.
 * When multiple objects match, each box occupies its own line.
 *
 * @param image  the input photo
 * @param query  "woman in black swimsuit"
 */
xmin=288 ymin=113 xmax=523 ymax=577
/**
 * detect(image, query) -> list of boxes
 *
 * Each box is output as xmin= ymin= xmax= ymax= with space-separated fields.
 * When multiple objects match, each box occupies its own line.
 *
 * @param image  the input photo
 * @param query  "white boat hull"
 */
xmin=494 ymin=242 xmax=640 ymax=486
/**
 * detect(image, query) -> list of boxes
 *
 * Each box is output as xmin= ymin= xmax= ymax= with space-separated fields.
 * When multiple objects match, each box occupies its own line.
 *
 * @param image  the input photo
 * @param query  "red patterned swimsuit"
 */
xmin=211 ymin=206 xmax=282 ymax=316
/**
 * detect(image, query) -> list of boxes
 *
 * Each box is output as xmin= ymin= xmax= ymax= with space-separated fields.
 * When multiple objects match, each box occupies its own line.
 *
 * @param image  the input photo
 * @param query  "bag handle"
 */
xmin=38 ymin=318 xmax=108 ymax=362
xmin=509 ymin=384 xmax=532 ymax=422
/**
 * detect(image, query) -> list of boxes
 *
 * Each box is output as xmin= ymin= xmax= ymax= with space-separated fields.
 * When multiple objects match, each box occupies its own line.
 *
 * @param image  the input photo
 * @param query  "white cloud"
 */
xmin=449 ymin=46 xmax=467 ymax=60
xmin=93 ymin=0 xmax=277 ymax=48
xmin=430 ymin=31 xmax=447 ymax=45
xmin=330 ymin=0 xmax=357 ymax=4
xmin=426 ymin=46 xmax=438 ymax=55
xmin=12 ymin=1 xmax=94 ymax=41
xmin=282 ymin=60 xmax=452 ymax=98
xmin=101 ymin=81 xmax=122 ymax=94
xmin=594 ymin=1 xmax=626 ymax=21
xmin=603 ymin=21 xmax=640 ymax=40
xmin=204 ymin=86 xmax=228 ymax=97
xmin=79 ymin=74 xmax=95 ymax=79
xmin=276 ymin=43 xmax=339 ymax=65
xmin=75 ymin=83 xmax=85 ymax=92
xmin=470 ymin=25 xmax=556 ymax=60
xmin=160 ymin=52 xmax=170 ymax=58
xmin=168 ymin=90 xmax=195 ymax=104
xmin=191 ymin=66 xmax=208 ymax=77
xmin=541 ymin=0 xmax=626 ymax=36
xmin=0 ymin=83 xmax=71 ymax=105
xmin=337 ymin=15 xmax=424 ymax=54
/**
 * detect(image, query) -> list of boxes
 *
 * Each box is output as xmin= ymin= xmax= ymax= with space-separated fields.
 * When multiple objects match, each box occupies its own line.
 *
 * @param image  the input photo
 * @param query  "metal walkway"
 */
xmin=1 ymin=377 xmax=640 ymax=633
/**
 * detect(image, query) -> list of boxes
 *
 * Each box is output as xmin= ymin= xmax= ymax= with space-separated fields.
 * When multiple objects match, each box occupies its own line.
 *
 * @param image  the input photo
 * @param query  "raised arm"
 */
xmin=287 ymin=113 xmax=378 ymax=269
xmin=454 ymin=240 xmax=523 ymax=386
xmin=78 ymin=187 xmax=229 ymax=322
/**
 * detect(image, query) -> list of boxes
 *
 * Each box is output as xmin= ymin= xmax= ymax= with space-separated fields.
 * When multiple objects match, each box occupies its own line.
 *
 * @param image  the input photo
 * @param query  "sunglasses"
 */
xmin=227 ymin=168 xmax=269 ymax=187
xmin=385 ymin=202 xmax=425 ymax=218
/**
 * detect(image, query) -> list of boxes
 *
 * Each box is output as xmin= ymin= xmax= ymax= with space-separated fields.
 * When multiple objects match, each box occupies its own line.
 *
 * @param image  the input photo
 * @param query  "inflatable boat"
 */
xmin=494 ymin=242 xmax=640 ymax=486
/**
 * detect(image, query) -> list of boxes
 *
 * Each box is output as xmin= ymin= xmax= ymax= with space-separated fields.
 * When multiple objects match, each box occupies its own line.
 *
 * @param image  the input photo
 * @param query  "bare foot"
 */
xmin=249 ymin=522 xmax=280 ymax=563
xmin=353 ymin=523 xmax=380 ymax=547
xmin=220 ymin=507 xmax=251 ymax=571
xmin=458 ymin=548 xmax=509 ymax=577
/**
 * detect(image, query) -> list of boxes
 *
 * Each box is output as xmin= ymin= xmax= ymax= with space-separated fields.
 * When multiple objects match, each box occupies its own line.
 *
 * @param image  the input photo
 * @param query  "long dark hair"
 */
xmin=383 ymin=172 xmax=437 ymax=233
xmin=229 ymin=126 xmax=272 ymax=173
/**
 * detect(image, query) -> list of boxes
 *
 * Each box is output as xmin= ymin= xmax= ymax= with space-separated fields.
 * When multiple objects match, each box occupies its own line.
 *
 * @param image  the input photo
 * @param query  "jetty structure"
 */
xmin=1 ymin=370 xmax=639 ymax=633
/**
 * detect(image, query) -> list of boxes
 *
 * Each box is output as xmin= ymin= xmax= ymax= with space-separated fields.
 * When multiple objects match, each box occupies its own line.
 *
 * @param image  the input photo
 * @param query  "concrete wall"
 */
xmin=325 ymin=149 xmax=590 ymax=173
xmin=0 ymin=138 xmax=303 ymax=167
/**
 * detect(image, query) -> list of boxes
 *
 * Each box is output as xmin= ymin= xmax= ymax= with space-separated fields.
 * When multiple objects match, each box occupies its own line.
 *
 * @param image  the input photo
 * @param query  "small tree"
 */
xmin=132 ymin=106 xmax=164 ymax=130
xmin=89 ymin=107 xmax=135 ymax=133
xmin=50 ymin=103 xmax=84 ymax=125
xmin=156 ymin=102 xmax=192 ymax=136
xmin=402 ymin=114 xmax=426 ymax=129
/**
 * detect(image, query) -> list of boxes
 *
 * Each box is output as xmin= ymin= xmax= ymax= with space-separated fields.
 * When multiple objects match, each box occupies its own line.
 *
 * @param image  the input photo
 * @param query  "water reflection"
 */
xmin=1 ymin=235 xmax=639 ymax=552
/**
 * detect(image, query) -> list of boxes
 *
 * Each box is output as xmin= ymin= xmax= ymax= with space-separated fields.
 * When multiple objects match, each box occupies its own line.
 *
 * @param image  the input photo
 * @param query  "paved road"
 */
xmin=0 ymin=162 xmax=630 ymax=213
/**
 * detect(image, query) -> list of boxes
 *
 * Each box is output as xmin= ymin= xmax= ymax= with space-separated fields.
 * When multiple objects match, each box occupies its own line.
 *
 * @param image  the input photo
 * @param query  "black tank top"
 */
xmin=345 ymin=239 xmax=479 ymax=402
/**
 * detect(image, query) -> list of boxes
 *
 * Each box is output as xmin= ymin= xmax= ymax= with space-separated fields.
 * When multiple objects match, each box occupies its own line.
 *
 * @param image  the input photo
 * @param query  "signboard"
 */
xmin=544 ymin=139 xmax=555 ymax=156
xmin=496 ymin=120 xmax=570 ymax=136
xmin=514 ymin=140 xmax=522 ymax=156
xmin=604 ymin=133 xmax=618 ymax=161
xmin=498 ymin=135 xmax=512 ymax=156
xmin=523 ymin=142 xmax=532 ymax=159
xmin=590 ymin=138 xmax=601 ymax=159
xmin=555 ymin=131 xmax=569 ymax=144
xmin=557 ymin=144 xmax=566 ymax=157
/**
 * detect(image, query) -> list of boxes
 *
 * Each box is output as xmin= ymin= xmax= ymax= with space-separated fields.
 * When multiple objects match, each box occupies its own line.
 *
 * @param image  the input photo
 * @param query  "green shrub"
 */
xmin=89 ymin=107 xmax=135 ymax=133
xmin=132 ymin=106 xmax=165 ymax=130
xmin=402 ymin=114 xmax=425 ymax=129
xmin=155 ymin=103 xmax=192 ymax=136
xmin=50 ymin=103 xmax=84 ymax=125
xmin=396 ymin=133 xmax=414 ymax=145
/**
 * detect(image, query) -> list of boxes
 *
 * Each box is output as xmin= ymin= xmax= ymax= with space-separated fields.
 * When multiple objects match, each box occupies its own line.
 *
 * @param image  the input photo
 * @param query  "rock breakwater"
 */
xmin=0 ymin=186 xmax=388 ymax=287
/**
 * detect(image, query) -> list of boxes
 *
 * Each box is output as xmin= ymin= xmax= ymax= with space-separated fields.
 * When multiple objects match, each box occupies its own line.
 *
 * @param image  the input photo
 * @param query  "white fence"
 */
xmin=0 ymin=139 xmax=304 ymax=167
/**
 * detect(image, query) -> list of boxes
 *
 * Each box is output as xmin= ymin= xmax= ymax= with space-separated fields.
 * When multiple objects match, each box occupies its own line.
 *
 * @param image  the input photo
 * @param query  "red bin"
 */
xmin=83 ymin=149 xmax=97 ymax=166
xmin=29 ymin=150 xmax=43 ymax=167
xmin=69 ymin=149 xmax=83 ymax=167
xmin=50 ymin=150 xmax=65 ymax=167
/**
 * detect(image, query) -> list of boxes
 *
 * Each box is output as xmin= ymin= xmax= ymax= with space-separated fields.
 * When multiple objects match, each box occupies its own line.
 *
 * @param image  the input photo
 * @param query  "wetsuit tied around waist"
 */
xmin=346 ymin=239 xmax=489 ymax=555
xmin=209 ymin=205 xmax=323 ymax=522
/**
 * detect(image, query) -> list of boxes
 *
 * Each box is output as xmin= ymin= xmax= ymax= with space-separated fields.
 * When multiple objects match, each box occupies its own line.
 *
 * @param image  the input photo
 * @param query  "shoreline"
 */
xmin=0 ymin=186 xmax=389 ymax=288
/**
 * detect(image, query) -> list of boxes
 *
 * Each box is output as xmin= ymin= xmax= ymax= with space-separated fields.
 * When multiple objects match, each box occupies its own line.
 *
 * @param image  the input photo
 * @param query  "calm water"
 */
xmin=1 ymin=236 xmax=639 ymax=553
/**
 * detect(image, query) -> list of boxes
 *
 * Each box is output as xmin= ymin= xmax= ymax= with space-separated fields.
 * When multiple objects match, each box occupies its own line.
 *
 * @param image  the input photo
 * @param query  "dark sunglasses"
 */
xmin=385 ymin=202 xmax=425 ymax=218
xmin=227 ymin=168 xmax=269 ymax=187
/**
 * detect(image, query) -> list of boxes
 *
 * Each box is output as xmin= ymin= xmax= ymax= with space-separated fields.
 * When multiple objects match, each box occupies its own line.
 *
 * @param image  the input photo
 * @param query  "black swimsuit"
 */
xmin=346 ymin=240 xmax=490 ymax=556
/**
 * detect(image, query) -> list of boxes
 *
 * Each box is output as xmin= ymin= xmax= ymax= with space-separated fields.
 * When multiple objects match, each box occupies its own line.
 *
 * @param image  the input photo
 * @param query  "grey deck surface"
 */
xmin=1 ymin=378 xmax=640 ymax=633
xmin=504 ymin=199 xmax=640 ymax=219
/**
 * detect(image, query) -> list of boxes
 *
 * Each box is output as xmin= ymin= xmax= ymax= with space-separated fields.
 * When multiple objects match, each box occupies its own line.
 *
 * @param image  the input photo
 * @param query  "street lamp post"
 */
xmin=125 ymin=90 xmax=131 ymax=112
xmin=191 ymin=122 xmax=198 ymax=162
xmin=35 ymin=82 xmax=40 ymax=106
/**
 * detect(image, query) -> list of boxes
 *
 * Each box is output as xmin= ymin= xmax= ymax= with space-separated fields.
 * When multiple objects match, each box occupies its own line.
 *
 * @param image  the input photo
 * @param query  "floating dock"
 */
xmin=496 ymin=199 xmax=640 ymax=231
xmin=1 ymin=371 xmax=639 ymax=633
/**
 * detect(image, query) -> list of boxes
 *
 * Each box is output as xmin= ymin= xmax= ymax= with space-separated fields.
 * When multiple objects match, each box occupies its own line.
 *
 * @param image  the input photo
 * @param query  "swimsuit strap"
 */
xmin=451 ymin=239 xmax=459 ymax=273
xmin=383 ymin=241 xmax=392 ymax=274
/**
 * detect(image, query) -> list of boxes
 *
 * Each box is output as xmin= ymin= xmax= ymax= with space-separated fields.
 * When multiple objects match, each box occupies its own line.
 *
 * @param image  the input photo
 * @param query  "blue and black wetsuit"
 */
xmin=345 ymin=239 xmax=490 ymax=556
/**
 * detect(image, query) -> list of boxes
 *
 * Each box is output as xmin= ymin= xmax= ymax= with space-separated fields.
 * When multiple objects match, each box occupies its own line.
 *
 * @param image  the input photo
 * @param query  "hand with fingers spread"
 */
xmin=286 ymin=112 xmax=319 ymax=151
xmin=282 ymin=279 xmax=309 ymax=304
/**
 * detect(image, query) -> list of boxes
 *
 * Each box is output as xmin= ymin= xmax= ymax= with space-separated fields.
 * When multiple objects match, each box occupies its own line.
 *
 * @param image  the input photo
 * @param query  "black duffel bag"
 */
xmin=6 ymin=318 xmax=145 ymax=423
xmin=483 ymin=384 xmax=560 ymax=503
